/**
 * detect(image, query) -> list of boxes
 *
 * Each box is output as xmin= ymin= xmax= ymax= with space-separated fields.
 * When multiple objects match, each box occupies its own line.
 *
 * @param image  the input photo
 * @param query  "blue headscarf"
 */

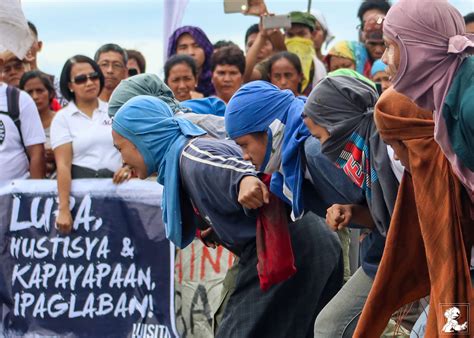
xmin=225 ymin=81 xmax=309 ymax=219
xmin=181 ymin=97 xmax=226 ymax=116
xmin=112 ymin=95 xmax=206 ymax=248
xmin=370 ymin=59 xmax=387 ymax=78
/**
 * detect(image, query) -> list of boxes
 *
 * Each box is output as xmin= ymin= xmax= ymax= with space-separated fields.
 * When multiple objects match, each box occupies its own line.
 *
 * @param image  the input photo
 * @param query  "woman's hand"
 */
xmin=45 ymin=148 xmax=55 ymax=162
xmin=245 ymin=0 xmax=268 ymax=16
xmin=199 ymin=228 xmax=219 ymax=249
xmin=113 ymin=165 xmax=132 ymax=184
xmin=326 ymin=204 xmax=353 ymax=231
xmin=238 ymin=175 xmax=269 ymax=209
xmin=56 ymin=208 xmax=73 ymax=234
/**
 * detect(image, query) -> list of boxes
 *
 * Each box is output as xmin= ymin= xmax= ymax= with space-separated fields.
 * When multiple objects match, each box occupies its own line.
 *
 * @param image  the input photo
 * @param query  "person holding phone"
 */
xmin=241 ymin=0 xmax=287 ymax=83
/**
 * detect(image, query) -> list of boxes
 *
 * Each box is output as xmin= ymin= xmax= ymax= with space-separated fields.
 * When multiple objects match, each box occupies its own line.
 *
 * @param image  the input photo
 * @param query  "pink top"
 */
xmin=383 ymin=0 xmax=474 ymax=202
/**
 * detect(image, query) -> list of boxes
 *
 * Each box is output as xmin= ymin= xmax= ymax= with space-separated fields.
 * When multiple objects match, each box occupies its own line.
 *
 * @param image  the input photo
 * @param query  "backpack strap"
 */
xmin=6 ymin=85 xmax=22 ymax=139
xmin=5 ymin=85 xmax=28 ymax=157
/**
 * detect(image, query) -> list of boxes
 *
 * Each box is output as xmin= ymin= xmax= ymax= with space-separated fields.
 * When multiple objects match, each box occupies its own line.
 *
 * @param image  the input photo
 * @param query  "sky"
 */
xmin=22 ymin=0 xmax=474 ymax=77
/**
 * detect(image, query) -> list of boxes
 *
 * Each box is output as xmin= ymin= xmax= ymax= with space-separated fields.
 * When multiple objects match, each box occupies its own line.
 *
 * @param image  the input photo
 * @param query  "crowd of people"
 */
xmin=1 ymin=0 xmax=473 ymax=337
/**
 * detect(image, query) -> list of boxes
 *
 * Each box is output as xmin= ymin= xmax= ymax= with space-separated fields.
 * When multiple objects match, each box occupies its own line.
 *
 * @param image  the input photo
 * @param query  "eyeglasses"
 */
xmin=2 ymin=61 xmax=26 ymax=74
xmin=70 ymin=71 xmax=100 ymax=85
xmin=98 ymin=61 xmax=125 ymax=71
xmin=366 ymin=41 xmax=385 ymax=47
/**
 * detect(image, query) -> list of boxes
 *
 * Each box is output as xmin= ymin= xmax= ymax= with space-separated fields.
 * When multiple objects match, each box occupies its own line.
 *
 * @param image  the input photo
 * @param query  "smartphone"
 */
xmin=262 ymin=15 xmax=292 ymax=30
xmin=223 ymin=0 xmax=248 ymax=14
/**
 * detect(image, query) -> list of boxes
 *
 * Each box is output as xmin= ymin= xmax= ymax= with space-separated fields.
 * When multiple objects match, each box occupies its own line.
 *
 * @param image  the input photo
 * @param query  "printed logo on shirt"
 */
xmin=335 ymin=132 xmax=378 ymax=199
xmin=103 ymin=118 xmax=112 ymax=126
xmin=0 ymin=120 xmax=5 ymax=145
xmin=440 ymin=304 xmax=469 ymax=334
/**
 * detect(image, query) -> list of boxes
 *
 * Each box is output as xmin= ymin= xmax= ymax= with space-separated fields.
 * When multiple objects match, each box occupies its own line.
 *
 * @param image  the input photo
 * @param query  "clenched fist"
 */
xmin=238 ymin=176 xmax=270 ymax=209
xmin=56 ymin=208 xmax=73 ymax=234
xmin=326 ymin=204 xmax=353 ymax=231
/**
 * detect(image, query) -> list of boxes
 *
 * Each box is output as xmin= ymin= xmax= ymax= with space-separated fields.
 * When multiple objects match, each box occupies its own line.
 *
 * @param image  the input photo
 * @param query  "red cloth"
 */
xmin=256 ymin=174 xmax=297 ymax=291
xmin=50 ymin=98 xmax=62 ymax=112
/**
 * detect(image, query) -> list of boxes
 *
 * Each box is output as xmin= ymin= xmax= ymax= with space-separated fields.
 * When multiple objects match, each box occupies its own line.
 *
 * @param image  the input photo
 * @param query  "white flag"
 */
xmin=0 ymin=0 xmax=34 ymax=59
xmin=163 ymin=0 xmax=190 ymax=61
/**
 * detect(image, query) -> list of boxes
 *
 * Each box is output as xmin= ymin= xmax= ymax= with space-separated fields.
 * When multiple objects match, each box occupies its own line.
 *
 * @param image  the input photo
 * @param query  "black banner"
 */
xmin=0 ymin=180 xmax=178 ymax=338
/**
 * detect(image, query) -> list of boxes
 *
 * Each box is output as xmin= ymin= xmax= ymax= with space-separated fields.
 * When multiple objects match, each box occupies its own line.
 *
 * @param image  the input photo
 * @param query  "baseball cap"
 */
xmin=289 ymin=11 xmax=317 ymax=31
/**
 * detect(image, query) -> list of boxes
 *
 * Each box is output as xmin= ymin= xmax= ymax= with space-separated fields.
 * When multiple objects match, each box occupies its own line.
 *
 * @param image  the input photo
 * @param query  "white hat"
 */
xmin=312 ymin=10 xmax=335 ymax=47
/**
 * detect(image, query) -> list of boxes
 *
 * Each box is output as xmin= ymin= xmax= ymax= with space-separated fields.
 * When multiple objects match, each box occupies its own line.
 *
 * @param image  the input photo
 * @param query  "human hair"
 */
xmin=164 ymin=54 xmax=198 ymax=84
xmin=268 ymin=51 xmax=303 ymax=93
xmin=211 ymin=46 xmax=246 ymax=74
xmin=27 ymin=21 xmax=38 ymax=38
xmin=268 ymin=51 xmax=303 ymax=75
xmin=126 ymin=49 xmax=146 ymax=73
xmin=214 ymin=40 xmax=238 ymax=50
xmin=245 ymin=24 xmax=260 ymax=45
xmin=357 ymin=0 xmax=391 ymax=24
xmin=94 ymin=43 xmax=128 ymax=65
xmin=59 ymin=55 xmax=104 ymax=102
xmin=464 ymin=12 xmax=474 ymax=25
xmin=19 ymin=70 xmax=56 ymax=103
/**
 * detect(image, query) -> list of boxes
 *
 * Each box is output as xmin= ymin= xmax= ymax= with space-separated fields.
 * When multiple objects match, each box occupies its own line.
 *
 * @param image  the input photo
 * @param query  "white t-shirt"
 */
xmin=312 ymin=56 xmax=328 ymax=86
xmin=0 ymin=83 xmax=46 ymax=180
xmin=50 ymin=100 xmax=121 ymax=172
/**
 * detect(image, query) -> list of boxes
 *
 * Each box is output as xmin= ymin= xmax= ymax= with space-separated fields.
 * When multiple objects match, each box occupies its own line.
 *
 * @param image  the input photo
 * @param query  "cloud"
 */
xmin=38 ymin=39 xmax=164 ymax=76
xmin=22 ymin=0 xmax=149 ymax=3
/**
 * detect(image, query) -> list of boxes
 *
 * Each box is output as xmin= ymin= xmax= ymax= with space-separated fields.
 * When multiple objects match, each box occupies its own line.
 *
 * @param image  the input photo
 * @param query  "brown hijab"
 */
xmin=354 ymin=87 xmax=473 ymax=337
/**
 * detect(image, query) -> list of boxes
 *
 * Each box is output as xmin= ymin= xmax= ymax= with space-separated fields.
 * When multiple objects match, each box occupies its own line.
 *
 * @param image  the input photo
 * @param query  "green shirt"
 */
xmin=443 ymin=56 xmax=474 ymax=171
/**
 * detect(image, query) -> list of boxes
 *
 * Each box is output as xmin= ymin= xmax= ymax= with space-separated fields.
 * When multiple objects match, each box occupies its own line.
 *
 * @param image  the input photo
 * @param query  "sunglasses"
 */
xmin=128 ymin=68 xmax=138 ymax=77
xmin=70 ymin=71 xmax=100 ymax=85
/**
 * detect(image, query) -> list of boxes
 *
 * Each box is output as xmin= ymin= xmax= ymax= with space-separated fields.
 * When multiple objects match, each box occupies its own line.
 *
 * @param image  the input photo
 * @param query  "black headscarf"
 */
xmin=303 ymin=75 xmax=398 ymax=236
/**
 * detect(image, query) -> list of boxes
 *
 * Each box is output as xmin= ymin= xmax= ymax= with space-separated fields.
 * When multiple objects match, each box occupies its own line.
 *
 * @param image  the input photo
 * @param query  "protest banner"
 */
xmin=174 ymin=239 xmax=235 ymax=337
xmin=0 ymin=179 xmax=178 ymax=338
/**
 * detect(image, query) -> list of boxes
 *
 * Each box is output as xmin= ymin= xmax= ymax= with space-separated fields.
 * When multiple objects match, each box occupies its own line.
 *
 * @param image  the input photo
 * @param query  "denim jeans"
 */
xmin=314 ymin=267 xmax=373 ymax=338
xmin=410 ymin=305 xmax=429 ymax=338
xmin=304 ymin=137 xmax=366 ymax=283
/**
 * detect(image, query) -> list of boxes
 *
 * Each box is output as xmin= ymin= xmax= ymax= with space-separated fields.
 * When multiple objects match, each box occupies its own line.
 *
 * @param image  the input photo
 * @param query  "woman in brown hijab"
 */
xmin=354 ymin=87 xmax=473 ymax=337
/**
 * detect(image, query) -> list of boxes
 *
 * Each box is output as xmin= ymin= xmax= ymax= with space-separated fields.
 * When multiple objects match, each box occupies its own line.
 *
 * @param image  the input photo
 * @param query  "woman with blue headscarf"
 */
xmin=226 ymin=80 xmax=364 ymax=219
xmin=226 ymin=80 xmax=366 ymax=280
xmin=108 ymin=73 xmax=226 ymax=139
xmin=112 ymin=94 xmax=343 ymax=337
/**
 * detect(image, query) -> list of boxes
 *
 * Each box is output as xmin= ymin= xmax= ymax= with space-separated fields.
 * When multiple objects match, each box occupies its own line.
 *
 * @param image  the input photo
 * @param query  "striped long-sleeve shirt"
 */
xmin=180 ymin=137 xmax=258 ymax=250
